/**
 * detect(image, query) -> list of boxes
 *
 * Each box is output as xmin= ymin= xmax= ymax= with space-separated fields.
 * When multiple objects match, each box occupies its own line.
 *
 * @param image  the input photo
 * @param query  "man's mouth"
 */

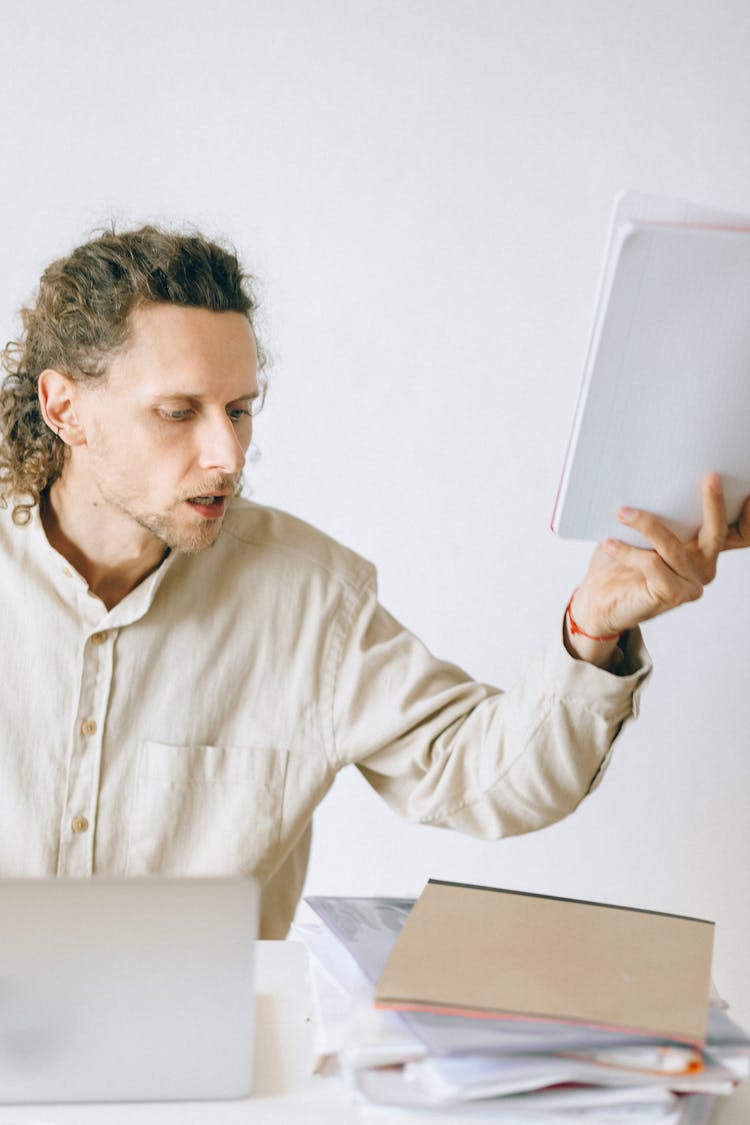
xmin=186 ymin=495 xmax=228 ymax=519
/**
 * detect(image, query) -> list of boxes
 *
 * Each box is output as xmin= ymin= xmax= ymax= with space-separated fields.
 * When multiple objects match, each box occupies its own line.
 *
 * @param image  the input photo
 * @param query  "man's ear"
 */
xmin=37 ymin=369 xmax=87 ymax=447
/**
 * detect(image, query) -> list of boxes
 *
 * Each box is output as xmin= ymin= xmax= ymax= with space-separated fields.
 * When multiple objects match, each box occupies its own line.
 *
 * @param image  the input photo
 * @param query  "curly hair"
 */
xmin=0 ymin=224 xmax=265 ymax=524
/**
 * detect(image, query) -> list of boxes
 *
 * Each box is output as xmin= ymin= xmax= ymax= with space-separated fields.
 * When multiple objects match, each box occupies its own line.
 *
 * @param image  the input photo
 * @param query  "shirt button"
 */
xmin=71 ymin=815 xmax=89 ymax=834
xmin=90 ymin=631 xmax=108 ymax=645
xmin=81 ymin=719 xmax=97 ymax=737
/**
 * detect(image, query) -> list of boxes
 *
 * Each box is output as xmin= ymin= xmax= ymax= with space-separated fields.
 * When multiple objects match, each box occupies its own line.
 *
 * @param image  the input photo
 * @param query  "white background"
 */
xmin=1 ymin=0 xmax=748 ymax=1029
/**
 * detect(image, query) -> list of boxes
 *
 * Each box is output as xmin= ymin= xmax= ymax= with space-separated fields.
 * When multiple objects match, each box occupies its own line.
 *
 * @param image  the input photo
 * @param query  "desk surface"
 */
xmin=1 ymin=941 xmax=748 ymax=1124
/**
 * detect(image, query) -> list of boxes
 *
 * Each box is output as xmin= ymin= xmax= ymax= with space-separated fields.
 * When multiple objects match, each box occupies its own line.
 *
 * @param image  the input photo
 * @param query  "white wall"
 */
xmin=1 ymin=0 xmax=748 ymax=1024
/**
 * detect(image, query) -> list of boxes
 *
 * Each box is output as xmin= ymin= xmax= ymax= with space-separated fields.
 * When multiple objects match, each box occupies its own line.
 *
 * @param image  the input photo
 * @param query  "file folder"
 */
xmin=375 ymin=880 xmax=715 ymax=1047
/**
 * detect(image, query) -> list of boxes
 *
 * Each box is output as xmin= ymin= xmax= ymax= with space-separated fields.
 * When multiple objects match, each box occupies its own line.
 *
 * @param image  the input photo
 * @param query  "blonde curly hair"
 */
xmin=0 ymin=225 xmax=265 ymax=524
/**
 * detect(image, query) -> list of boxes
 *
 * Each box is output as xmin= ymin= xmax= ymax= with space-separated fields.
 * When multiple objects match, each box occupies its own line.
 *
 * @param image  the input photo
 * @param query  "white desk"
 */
xmin=2 ymin=941 xmax=748 ymax=1124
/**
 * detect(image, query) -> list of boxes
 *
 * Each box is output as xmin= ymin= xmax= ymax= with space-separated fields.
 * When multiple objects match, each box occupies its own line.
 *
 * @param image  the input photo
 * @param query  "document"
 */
xmin=301 ymin=889 xmax=750 ymax=1121
xmin=552 ymin=191 xmax=750 ymax=545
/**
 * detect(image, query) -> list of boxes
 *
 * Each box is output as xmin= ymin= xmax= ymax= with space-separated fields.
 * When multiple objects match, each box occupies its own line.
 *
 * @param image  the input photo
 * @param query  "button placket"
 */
xmin=58 ymin=629 xmax=115 ymax=876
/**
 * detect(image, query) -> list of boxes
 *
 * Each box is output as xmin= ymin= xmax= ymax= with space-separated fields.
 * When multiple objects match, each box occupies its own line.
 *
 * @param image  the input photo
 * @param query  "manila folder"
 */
xmin=375 ymin=880 xmax=714 ymax=1046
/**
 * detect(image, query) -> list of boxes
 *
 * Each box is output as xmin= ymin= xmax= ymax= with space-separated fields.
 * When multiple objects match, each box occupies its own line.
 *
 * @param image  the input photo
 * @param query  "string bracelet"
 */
xmin=566 ymin=591 xmax=622 ymax=643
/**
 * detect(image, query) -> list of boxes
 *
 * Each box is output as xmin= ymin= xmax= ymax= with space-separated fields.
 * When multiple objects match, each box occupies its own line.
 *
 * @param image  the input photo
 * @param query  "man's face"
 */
xmin=69 ymin=303 xmax=259 ymax=553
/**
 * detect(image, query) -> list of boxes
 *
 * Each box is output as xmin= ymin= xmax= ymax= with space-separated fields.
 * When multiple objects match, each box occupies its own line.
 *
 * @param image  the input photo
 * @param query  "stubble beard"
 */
xmin=132 ymin=507 xmax=226 ymax=554
xmin=136 ymin=483 xmax=241 ymax=553
xmin=85 ymin=424 xmax=241 ymax=554
xmin=96 ymin=478 xmax=237 ymax=555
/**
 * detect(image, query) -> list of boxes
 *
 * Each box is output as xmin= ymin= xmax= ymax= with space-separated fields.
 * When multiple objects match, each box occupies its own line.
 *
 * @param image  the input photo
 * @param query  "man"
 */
xmin=0 ymin=226 xmax=746 ymax=938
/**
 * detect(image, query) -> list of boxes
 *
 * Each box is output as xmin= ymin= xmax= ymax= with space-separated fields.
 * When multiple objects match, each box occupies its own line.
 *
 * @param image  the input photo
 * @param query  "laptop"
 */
xmin=0 ymin=876 xmax=259 ymax=1103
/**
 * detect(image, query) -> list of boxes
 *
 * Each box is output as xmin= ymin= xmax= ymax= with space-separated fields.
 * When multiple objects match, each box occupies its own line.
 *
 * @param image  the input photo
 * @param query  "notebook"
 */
xmin=375 ymin=879 xmax=715 ymax=1048
xmin=552 ymin=192 xmax=750 ymax=546
xmin=0 ymin=876 xmax=258 ymax=1103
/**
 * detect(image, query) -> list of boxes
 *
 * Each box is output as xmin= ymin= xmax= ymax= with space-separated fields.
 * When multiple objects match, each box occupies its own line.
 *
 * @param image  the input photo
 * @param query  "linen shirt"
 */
xmin=0 ymin=497 xmax=651 ymax=937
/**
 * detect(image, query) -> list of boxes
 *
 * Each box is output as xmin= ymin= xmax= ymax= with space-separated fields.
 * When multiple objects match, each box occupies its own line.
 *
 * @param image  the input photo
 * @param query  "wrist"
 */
xmin=564 ymin=589 xmax=623 ymax=670
xmin=566 ymin=589 xmax=621 ymax=643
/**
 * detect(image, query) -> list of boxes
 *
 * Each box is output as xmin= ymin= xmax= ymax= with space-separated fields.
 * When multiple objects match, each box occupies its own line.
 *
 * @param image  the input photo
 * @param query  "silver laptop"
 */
xmin=0 ymin=876 xmax=259 ymax=1103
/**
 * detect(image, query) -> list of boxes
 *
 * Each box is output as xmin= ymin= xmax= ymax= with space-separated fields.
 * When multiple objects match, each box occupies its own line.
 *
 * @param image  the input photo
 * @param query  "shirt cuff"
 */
xmin=550 ymin=618 xmax=652 ymax=722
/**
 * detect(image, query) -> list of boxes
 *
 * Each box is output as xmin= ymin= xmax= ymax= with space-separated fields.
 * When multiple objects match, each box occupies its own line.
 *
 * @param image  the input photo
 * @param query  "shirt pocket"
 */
xmin=126 ymin=741 xmax=288 ymax=881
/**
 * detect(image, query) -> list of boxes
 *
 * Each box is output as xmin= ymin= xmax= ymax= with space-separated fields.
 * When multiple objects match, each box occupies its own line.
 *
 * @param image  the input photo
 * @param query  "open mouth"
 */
xmin=186 ymin=496 xmax=227 ymax=518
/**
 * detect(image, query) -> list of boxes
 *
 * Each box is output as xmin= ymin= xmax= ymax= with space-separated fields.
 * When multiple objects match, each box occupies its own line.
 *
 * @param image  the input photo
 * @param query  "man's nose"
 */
xmin=197 ymin=414 xmax=247 ymax=475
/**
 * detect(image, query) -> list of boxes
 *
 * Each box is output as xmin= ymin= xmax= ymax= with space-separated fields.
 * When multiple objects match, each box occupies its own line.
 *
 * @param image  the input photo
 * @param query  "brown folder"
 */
xmin=375 ymin=880 xmax=714 ymax=1046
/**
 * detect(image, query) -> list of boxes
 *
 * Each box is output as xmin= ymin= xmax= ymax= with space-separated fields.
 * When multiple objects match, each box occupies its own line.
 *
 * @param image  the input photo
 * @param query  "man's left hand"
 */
xmin=566 ymin=474 xmax=750 ymax=668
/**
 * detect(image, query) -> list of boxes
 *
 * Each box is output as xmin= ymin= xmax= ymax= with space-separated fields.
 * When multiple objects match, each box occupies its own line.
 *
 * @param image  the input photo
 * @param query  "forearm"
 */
xmin=348 ymin=626 xmax=651 ymax=838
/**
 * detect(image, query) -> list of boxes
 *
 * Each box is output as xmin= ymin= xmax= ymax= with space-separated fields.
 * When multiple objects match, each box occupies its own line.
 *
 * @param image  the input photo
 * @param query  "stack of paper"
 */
xmin=299 ymin=881 xmax=750 ymax=1124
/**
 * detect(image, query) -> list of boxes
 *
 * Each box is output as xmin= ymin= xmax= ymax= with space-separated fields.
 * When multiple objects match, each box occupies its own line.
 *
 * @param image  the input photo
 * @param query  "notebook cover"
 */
xmin=375 ymin=880 xmax=714 ymax=1047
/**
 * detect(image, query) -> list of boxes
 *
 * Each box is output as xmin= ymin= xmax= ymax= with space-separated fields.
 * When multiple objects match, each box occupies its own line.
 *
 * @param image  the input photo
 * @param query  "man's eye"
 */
xmin=228 ymin=408 xmax=251 ymax=421
xmin=160 ymin=409 xmax=191 ymax=421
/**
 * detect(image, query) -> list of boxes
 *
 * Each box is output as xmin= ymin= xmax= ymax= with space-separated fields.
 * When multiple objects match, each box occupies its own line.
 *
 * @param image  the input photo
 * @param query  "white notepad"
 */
xmin=552 ymin=192 xmax=750 ymax=546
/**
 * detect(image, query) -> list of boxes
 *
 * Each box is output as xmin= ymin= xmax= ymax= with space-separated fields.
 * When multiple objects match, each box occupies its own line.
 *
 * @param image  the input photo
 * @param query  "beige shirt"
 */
xmin=0 ymin=497 xmax=651 ymax=937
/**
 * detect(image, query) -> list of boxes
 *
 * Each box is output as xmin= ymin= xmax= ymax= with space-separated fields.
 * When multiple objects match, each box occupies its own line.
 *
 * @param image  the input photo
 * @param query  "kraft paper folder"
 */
xmin=375 ymin=880 xmax=715 ymax=1047
xmin=552 ymin=191 xmax=750 ymax=546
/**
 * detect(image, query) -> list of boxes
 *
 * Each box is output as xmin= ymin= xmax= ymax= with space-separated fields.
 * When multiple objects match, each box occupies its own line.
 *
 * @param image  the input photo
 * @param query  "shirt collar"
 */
xmin=25 ymin=502 xmax=180 ymax=630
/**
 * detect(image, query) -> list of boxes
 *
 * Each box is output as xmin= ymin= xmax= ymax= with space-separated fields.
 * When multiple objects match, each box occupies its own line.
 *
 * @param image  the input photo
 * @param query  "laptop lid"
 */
xmin=0 ymin=876 xmax=258 ymax=1103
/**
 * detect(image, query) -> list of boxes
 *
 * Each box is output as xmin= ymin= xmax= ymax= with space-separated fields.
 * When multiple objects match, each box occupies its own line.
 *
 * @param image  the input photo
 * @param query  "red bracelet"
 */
xmin=566 ymin=592 xmax=622 ymax=643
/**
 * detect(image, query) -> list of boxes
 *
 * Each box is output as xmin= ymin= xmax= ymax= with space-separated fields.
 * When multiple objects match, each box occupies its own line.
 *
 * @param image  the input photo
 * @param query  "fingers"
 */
xmin=725 ymin=494 xmax=750 ymax=550
xmin=616 ymin=474 xmax=727 ymax=584
xmin=588 ymin=476 xmax=737 ymax=636
xmin=603 ymin=537 xmax=703 ymax=608
xmin=696 ymin=473 xmax=727 ymax=560
xmin=615 ymin=506 xmax=706 ymax=586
